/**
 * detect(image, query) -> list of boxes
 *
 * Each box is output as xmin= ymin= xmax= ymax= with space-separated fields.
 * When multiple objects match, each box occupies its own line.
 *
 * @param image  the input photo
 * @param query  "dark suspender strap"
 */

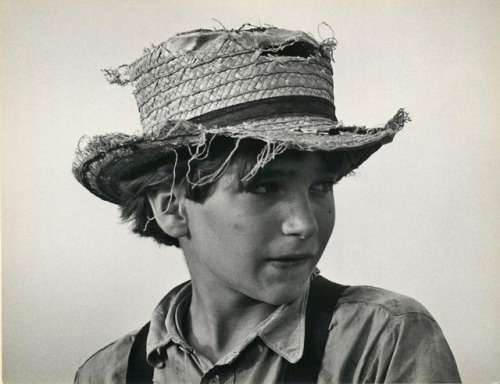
xmin=283 ymin=276 xmax=349 ymax=384
xmin=126 ymin=321 xmax=154 ymax=384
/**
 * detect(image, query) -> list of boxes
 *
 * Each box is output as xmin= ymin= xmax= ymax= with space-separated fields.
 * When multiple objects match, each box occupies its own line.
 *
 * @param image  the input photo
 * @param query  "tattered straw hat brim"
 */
xmin=73 ymin=109 xmax=409 ymax=204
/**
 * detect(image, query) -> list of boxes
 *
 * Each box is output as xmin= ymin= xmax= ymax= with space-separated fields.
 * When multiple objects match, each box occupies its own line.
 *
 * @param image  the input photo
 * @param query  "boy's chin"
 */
xmin=256 ymin=282 xmax=310 ymax=306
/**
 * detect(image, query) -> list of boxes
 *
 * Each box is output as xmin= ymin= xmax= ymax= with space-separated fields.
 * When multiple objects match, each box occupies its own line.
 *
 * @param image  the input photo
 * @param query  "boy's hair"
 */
xmin=118 ymin=136 xmax=357 ymax=247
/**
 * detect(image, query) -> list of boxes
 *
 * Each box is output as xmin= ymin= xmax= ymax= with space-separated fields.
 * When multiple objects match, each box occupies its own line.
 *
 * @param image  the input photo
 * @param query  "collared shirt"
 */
xmin=75 ymin=279 xmax=461 ymax=383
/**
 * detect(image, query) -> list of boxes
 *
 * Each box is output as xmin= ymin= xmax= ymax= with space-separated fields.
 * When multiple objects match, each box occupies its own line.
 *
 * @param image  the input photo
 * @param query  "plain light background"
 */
xmin=1 ymin=1 xmax=499 ymax=383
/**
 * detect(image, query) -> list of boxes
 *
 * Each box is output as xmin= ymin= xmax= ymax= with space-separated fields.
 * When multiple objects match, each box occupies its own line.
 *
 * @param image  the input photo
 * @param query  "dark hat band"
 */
xmin=189 ymin=96 xmax=337 ymax=127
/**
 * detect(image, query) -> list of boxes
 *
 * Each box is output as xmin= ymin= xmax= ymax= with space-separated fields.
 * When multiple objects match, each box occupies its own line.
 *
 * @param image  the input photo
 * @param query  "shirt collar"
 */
xmin=146 ymin=280 xmax=308 ymax=366
xmin=256 ymin=286 xmax=308 ymax=363
xmin=146 ymin=281 xmax=191 ymax=366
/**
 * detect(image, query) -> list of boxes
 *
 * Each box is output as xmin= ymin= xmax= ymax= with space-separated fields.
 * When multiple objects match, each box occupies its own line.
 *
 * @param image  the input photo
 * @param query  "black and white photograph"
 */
xmin=1 ymin=1 xmax=499 ymax=383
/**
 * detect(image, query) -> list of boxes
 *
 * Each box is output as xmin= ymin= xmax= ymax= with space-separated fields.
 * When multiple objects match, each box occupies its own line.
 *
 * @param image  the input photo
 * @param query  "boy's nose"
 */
xmin=281 ymin=196 xmax=319 ymax=239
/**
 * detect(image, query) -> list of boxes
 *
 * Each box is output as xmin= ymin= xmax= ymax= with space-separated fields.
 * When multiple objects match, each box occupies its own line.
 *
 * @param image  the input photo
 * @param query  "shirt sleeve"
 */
xmin=369 ymin=313 xmax=461 ymax=383
xmin=74 ymin=331 xmax=136 ymax=384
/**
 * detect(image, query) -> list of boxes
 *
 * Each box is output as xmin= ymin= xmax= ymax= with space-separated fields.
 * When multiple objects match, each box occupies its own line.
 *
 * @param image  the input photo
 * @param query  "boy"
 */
xmin=73 ymin=26 xmax=461 ymax=383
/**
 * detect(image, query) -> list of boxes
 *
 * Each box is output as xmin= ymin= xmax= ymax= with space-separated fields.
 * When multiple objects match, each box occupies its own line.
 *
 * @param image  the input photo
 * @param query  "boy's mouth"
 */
xmin=266 ymin=254 xmax=314 ymax=267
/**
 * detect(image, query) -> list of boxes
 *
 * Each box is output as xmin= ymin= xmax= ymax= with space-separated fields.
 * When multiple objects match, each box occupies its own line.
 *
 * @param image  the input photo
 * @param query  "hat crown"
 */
xmin=155 ymin=28 xmax=321 ymax=56
xmin=105 ymin=27 xmax=337 ymax=133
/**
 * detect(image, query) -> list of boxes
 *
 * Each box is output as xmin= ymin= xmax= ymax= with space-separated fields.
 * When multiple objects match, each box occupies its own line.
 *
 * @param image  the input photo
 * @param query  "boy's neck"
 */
xmin=182 ymin=279 xmax=279 ymax=364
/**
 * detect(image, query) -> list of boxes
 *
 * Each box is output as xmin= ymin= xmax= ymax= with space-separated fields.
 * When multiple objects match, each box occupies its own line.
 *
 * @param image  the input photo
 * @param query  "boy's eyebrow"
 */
xmin=258 ymin=168 xmax=299 ymax=178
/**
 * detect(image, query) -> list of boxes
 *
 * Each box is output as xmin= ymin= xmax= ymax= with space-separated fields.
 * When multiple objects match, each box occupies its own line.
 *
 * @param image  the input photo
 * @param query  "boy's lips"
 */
xmin=272 ymin=253 xmax=314 ymax=260
xmin=266 ymin=254 xmax=315 ymax=265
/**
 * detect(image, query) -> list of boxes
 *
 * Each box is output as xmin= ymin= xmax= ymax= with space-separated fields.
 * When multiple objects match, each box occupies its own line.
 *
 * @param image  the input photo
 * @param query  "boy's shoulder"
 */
xmin=74 ymin=327 xmax=138 ymax=384
xmin=337 ymin=284 xmax=435 ymax=320
xmin=322 ymin=284 xmax=460 ymax=382
xmin=74 ymin=283 xmax=188 ymax=384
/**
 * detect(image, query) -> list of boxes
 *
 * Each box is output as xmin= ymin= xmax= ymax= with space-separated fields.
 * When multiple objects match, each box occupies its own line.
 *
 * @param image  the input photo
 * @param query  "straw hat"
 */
xmin=73 ymin=25 xmax=410 ymax=204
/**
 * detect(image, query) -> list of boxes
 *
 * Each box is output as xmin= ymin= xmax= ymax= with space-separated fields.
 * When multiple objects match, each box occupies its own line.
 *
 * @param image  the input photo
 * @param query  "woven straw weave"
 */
xmin=106 ymin=28 xmax=335 ymax=133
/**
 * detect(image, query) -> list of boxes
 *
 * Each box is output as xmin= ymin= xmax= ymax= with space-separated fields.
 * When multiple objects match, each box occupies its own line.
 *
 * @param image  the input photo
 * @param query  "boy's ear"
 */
xmin=147 ymin=187 xmax=189 ymax=239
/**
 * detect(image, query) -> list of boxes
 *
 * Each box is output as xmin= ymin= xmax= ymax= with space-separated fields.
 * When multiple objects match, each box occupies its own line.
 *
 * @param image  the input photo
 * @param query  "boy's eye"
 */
xmin=248 ymin=182 xmax=281 ymax=195
xmin=310 ymin=179 xmax=336 ymax=193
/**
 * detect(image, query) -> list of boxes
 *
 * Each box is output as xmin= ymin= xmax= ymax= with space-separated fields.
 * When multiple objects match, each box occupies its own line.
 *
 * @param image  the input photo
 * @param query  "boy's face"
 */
xmin=179 ymin=151 xmax=336 ymax=306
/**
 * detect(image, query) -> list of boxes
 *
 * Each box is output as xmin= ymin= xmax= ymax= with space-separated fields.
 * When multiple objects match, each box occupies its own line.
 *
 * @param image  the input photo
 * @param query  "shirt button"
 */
xmin=209 ymin=374 xmax=220 ymax=384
